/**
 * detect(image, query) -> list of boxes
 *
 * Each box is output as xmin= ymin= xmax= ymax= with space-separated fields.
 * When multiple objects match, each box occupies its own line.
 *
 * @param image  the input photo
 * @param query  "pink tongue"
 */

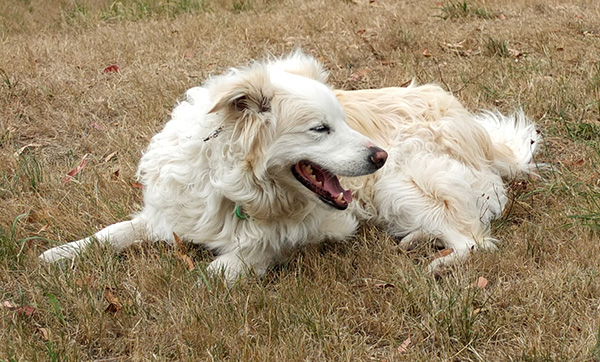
xmin=322 ymin=177 xmax=353 ymax=203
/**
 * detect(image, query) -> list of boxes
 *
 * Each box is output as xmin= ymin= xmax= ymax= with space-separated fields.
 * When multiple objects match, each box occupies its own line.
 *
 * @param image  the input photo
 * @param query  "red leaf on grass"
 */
xmin=103 ymin=64 xmax=120 ymax=73
xmin=130 ymin=181 xmax=143 ymax=189
xmin=63 ymin=154 xmax=88 ymax=183
xmin=17 ymin=305 xmax=35 ymax=317
xmin=2 ymin=301 xmax=35 ymax=316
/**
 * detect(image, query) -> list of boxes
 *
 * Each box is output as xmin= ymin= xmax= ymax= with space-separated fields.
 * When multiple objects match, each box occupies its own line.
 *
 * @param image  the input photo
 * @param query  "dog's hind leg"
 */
xmin=375 ymin=156 xmax=503 ymax=273
xmin=426 ymin=228 xmax=497 ymax=273
xmin=39 ymin=216 xmax=148 ymax=263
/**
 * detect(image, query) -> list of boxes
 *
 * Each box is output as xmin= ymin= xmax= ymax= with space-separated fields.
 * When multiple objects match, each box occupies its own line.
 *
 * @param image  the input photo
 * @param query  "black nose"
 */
xmin=368 ymin=146 xmax=388 ymax=169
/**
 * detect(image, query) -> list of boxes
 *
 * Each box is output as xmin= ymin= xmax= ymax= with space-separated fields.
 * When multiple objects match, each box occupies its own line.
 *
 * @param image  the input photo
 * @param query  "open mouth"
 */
xmin=291 ymin=161 xmax=353 ymax=210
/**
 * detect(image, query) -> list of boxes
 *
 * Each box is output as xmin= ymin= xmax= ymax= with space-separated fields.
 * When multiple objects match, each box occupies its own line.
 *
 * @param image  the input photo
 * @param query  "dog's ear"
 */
xmin=207 ymin=66 xmax=273 ymax=115
xmin=270 ymin=50 xmax=329 ymax=84
xmin=207 ymin=65 xmax=275 ymax=171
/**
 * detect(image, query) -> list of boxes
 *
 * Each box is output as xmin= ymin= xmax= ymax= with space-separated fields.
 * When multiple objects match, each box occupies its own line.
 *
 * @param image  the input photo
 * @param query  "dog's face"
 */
xmin=207 ymin=55 xmax=387 ymax=211
xmin=268 ymin=71 xmax=387 ymax=210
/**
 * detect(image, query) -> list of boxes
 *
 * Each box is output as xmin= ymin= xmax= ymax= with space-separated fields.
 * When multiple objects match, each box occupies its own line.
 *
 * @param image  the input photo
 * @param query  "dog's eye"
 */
xmin=310 ymin=125 xmax=330 ymax=133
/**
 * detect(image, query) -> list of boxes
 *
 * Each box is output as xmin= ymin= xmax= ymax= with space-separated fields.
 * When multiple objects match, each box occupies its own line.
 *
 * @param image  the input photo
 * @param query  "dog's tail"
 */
xmin=39 ymin=216 xmax=148 ymax=263
xmin=475 ymin=110 xmax=542 ymax=180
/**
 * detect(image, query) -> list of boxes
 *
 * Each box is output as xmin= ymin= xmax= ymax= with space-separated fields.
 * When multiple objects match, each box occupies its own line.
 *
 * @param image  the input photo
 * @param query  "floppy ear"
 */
xmin=207 ymin=65 xmax=275 ymax=170
xmin=208 ymin=64 xmax=274 ymax=115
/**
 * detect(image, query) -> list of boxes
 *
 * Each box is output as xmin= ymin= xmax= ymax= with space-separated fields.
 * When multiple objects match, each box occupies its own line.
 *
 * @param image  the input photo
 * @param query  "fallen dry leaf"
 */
xmin=130 ymin=181 xmax=143 ymax=190
xmin=173 ymin=232 xmax=185 ymax=249
xmin=563 ymin=158 xmax=585 ymax=167
xmin=14 ymin=143 xmax=42 ymax=157
xmin=421 ymin=48 xmax=432 ymax=57
xmin=63 ymin=154 xmax=88 ymax=183
xmin=433 ymin=248 xmax=454 ymax=259
xmin=103 ymin=64 xmax=120 ymax=73
xmin=2 ymin=300 xmax=17 ymax=309
xmin=18 ymin=306 xmax=35 ymax=316
xmin=175 ymin=250 xmax=196 ymax=271
xmin=351 ymin=278 xmax=395 ymax=289
xmin=173 ymin=232 xmax=195 ymax=270
xmin=349 ymin=69 xmax=371 ymax=81
xmin=36 ymin=224 xmax=49 ymax=235
xmin=103 ymin=151 xmax=118 ymax=163
xmin=474 ymin=276 xmax=489 ymax=289
xmin=37 ymin=328 xmax=51 ymax=341
xmin=74 ymin=276 xmax=95 ymax=288
xmin=441 ymin=40 xmax=466 ymax=50
xmin=104 ymin=288 xmax=122 ymax=314
xmin=2 ymin=301 xmax=36 ymax=317
xmin=398 ymin=336 xmax=412 ymax=354
xmin=91 ymin=121 xmax=106 ymax=131
xmin=508 ymin=48 xmax=523 ymax=58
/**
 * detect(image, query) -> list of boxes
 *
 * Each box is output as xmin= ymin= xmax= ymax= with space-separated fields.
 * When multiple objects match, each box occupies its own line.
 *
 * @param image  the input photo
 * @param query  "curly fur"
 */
xmin=40 ymin=51 xmax=540 ymax=280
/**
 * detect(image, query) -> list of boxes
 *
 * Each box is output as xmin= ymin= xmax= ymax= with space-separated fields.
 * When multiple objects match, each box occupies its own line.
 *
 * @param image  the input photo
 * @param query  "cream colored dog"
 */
xmin=40 ymin=52 xmax=540 ymax=280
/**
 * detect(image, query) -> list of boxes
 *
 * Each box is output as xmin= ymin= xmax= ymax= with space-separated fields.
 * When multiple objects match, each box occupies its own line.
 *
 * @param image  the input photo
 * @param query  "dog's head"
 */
xmin=206 ymin=52 xmax=387 ymax=214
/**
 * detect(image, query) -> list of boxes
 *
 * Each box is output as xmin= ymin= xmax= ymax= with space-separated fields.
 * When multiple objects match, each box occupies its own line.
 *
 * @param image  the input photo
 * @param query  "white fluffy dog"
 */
xmin=40 ymin=52 xmax=540 ymax=280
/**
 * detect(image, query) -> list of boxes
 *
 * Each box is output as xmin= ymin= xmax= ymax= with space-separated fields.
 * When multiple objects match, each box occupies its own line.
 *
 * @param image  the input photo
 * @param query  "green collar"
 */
xmin=234 ymin=204 xmax=249 ymax=220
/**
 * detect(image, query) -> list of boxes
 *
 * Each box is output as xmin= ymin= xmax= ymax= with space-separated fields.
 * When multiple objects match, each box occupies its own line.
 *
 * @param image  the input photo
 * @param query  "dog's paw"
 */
xmin=206 ymin=252 xmax=273 ymax=285
xmin=427 ymin=249 xmax=460 ymax=274
xmin=397 ymin=230 xmax=430 ymax=250
xmin=477 ymin=237 xmax=499 ymax=251
xmin=206 ymin=253 xmax=252 ymax=285
xmin=39 ymin=246 xmax=76 ymax=263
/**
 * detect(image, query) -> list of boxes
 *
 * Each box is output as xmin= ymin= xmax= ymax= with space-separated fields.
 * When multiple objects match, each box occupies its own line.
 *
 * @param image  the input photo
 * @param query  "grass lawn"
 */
xmin=1 ymin=0 xmax=600 ymax=360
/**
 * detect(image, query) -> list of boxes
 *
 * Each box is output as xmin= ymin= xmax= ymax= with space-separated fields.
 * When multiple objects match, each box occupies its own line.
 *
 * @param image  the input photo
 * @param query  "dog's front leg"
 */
xmin=315 ymin=212 xmax=358 ymax=243
xmin=39 ymin=218 xmax=148 ymax=263
xmin=206 ymin=246 xmax=275 ymax=283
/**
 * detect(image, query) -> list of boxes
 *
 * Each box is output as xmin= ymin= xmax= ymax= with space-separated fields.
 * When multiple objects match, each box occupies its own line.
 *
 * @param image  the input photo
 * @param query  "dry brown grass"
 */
xmin=1 ymin=0 xmax=600 ymax=360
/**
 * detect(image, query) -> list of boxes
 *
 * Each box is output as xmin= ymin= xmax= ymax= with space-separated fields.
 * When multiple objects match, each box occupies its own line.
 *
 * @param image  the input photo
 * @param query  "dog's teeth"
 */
xmin=336 ymin=193 xmax=344 ymax=202
xmin=305 ymin=165 xmax=313 ymax=174
xmin=317 ymin=181 xmax=322 ymax=186
xmin=311 ymin=174 xmax=317 ymax=180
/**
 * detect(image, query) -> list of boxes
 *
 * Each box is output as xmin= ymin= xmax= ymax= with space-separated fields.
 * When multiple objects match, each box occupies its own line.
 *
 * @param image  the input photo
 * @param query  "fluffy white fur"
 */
xmin=40 ymin=52 xmax=540 ymax=280
xmin=336 ymin=86 xmax=540 ymax=271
